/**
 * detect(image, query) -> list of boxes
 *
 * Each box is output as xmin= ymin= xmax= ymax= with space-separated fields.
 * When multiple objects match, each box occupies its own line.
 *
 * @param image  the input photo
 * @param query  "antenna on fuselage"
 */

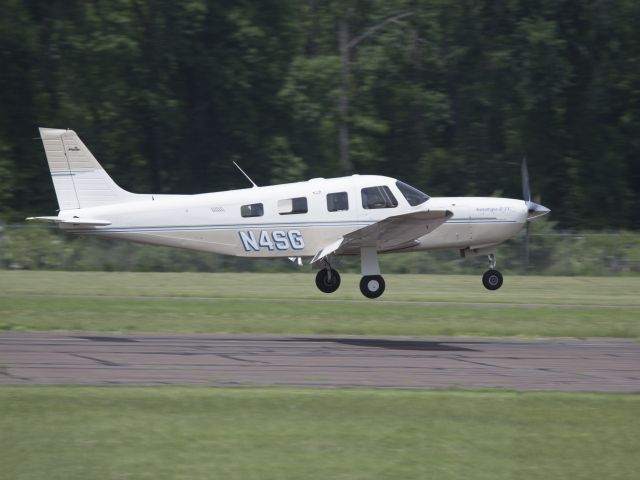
xmin=233 ymin=161 xmax=258 ymax=188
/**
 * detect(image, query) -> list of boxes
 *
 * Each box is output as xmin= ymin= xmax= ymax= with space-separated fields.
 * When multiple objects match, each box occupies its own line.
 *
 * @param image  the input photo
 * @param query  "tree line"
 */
xmin=0 ymin=0 xmax=638 ymax=229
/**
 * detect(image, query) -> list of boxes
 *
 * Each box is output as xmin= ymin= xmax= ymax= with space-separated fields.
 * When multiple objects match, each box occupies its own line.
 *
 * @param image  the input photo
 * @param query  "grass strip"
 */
xmin=1 ymin=295 xmax=638 ymax=337
xmin=1 ymin=272 xmax=639 ymax=337
xmin=1 ymin=387 xmax=638 ymax=480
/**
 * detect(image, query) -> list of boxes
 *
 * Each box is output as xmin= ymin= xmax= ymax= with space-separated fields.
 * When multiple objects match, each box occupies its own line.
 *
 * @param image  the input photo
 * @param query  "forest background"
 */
xmin=0 ymin=0 xmax=638 ymax=274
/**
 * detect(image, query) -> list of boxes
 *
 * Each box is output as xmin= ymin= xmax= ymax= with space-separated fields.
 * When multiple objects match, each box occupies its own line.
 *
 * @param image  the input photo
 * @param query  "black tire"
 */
xmin=359 ymin=275 xmax=386 ymax=299
xmin=482 ymin=269 xmax=503 ymax=290
xmin=315 ymin=268 xmax=341 ymax=293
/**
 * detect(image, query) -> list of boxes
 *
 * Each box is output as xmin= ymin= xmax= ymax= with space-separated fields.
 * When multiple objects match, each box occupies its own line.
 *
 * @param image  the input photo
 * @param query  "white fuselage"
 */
xmin=56 ymin=175 xmax=528 ymax=258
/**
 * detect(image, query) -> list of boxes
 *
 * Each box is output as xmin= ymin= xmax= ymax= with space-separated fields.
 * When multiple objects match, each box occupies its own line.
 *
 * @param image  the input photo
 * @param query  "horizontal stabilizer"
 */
xmin=26 ymin=216 xmax=111 ymax=226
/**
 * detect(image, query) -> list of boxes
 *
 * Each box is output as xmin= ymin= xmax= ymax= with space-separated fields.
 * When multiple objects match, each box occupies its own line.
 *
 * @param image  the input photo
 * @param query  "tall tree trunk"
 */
xmin=338 ymin=16 xmax=352 ymax=173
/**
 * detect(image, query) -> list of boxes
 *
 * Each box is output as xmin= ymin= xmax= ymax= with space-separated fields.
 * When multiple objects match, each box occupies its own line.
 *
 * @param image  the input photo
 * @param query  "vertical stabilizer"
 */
xmin=39 ymin=127 xmax=136 ymax=210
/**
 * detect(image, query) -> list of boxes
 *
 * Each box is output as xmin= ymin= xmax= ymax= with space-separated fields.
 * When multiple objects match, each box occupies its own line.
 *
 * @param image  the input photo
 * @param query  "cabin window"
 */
xmin=327 ymin=192 xmax=349 ymax=212
xmin=361 ymin=186 xmax=398 ymax=209
xmin=396 ymin=181 xmax=430 ymax=206
xmin=278 ymin=197 xmax=308 ymax=215
xmin=241 ymin=203 xmax=264 ymax=218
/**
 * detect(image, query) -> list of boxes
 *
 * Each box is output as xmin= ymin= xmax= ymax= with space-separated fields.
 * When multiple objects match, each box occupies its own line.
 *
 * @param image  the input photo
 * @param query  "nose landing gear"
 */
xmin=482 ymin=254 xmax=503 ymax=290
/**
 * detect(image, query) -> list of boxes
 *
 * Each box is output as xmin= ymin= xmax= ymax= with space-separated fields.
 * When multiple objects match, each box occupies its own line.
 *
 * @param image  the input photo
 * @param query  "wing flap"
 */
xmin=311 ymin=209 xmax=452 ymax=267
xmin=343 ymin=209 xmax=452 ymax=251
xmin=310 ymin=238 xmax=344 ymax=265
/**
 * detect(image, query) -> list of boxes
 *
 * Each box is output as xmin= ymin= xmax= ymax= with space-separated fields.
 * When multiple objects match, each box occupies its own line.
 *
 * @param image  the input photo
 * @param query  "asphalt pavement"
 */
xmin=1 ymin=332 xmax=638 ymax=391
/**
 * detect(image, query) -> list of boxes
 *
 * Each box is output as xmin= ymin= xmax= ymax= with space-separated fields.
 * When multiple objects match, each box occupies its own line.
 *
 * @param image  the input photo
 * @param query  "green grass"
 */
xmin=0 ymin=387 xmax=638 ymax=480
xmin=1 ymin=271 xmax=639 ymax=337
xmin=2 ymin=272 xmax=638 ymax=479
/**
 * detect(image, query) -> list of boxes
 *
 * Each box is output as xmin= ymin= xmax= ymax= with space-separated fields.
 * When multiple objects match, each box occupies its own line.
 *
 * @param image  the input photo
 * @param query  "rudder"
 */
xmin=39 ymin=127 xmax=136 ymax=210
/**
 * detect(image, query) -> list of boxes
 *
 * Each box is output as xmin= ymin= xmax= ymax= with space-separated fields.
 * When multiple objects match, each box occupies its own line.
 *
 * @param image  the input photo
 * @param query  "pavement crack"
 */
xmin=70 ymin=353 xmax=122 ymax=367
xmin=452 ymin=356 xmax=510 ymax=369
xmin=0 ymin=367 xmax=31 ymax=382
xmin=217 ymin=354 xmax=270 ymax=365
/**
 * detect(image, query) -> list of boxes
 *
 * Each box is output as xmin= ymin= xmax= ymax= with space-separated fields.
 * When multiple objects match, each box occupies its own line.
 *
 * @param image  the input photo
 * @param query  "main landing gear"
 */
xmin=360 ymin=275 xmax=385 ymax=299
xmin=482 ymin=253 xmax=503 ymax=290
xmin=315 ymin=268 xmax=341 ymax=293
xmin=315 ymin=247 xmax=386 ymax=299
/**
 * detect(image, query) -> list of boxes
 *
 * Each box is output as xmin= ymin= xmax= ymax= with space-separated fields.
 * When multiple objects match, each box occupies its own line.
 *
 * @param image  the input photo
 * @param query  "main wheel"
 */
xmin=315 ymin=268 xmax=341 ymax=293
xmin=482 ymin=269 xmax=503 ymax=290
xmin=359 ymin=275 xmax=385 ymax=299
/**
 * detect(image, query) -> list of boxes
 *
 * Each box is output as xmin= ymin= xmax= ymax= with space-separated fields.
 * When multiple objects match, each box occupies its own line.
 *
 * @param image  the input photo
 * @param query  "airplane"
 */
xmin=28 ymin=127 xmax=550 ymax=298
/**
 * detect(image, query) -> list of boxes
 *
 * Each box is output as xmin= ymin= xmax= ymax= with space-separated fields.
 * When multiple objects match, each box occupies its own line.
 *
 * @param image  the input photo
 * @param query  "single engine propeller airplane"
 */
xmin=28 ymin=127 xmax=549 ymax=298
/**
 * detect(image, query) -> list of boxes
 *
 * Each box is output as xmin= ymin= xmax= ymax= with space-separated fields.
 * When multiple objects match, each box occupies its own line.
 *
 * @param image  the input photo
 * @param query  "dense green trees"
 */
xmin=0 ymin=0 xmax=638 ymax=229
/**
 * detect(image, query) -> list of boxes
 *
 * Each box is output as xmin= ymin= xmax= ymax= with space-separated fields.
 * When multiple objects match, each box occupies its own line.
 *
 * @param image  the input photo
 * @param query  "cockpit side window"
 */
xmin=327 ymin=192 xmax=349 ymax=212
xmin=396 ymin=181 xmax=430 ymax=206
xmin=241 ymin=203 xmax=264 ymax=218
xmin=361 ymin=186 xmax=398 ymax=209
xmin=278 ymin=197 xmax=308 ymax=215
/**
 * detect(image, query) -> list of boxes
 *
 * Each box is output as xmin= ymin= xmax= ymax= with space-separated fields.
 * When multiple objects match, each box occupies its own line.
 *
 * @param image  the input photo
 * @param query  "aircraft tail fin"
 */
xmin=38 ymin=127 xmax=137 ymax=210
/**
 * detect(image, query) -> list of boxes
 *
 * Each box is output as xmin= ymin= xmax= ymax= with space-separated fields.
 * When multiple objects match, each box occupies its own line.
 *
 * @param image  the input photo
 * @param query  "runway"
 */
xmin=1 ymin=332 xmax=638 ymax=391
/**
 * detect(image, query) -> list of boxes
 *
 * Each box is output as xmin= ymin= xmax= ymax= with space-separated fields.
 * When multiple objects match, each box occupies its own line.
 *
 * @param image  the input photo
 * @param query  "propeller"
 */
xmin=521 ymin=158 xmax=550 ymax=220
xmin=522 ymin=157 xmax=531 ymax=208
xmin=521 ymin=158 xmax=550 ymax=266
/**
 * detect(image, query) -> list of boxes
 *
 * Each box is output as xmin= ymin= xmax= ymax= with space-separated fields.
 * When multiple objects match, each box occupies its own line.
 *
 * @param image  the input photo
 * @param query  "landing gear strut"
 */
xmin=482 ymin=254 xmax=503 ymax=290
xmin=359 ymin=247 xmax=385 ymax=298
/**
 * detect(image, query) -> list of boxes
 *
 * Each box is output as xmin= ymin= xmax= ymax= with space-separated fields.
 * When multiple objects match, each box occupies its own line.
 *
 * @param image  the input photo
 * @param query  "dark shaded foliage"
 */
xmin=0 ymin=0 xmax=638 ymax=229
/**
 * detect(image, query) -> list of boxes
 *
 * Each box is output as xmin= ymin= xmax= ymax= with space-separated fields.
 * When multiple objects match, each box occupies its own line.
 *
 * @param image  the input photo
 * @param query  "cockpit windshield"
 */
xmin=396 ymin=181 xmax=430 ymax=206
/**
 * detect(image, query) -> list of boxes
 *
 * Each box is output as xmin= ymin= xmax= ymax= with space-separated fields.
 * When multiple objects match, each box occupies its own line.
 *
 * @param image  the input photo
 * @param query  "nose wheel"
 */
xmin=482 ymin=254 xmax=503 ymax=290
xmin=482 ymin=269 xmax=503 ymax=290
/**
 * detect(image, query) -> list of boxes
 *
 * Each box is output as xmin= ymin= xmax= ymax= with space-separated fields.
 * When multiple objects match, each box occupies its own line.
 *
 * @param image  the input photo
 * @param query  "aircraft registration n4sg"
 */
xmin=28 ymin=128 xmax=549 ymax=298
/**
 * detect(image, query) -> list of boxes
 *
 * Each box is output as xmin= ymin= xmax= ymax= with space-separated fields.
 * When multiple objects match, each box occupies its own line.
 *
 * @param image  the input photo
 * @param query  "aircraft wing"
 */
xmin=311 ymin=209 xmax=452 ymax=266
